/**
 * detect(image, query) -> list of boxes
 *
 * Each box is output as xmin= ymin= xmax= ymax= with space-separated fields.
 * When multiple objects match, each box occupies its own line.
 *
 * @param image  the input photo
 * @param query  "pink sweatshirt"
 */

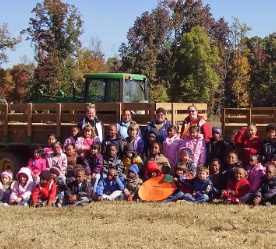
xmin=27 ymin=157 xmax=46 ymax=175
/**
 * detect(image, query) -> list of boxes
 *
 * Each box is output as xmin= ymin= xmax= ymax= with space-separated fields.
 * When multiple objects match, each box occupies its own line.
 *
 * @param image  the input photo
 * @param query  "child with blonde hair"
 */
xmin=0 ymin=170 xmax=15 ymax=205
xmin=125 ymin=123 xmax=144 ymax=157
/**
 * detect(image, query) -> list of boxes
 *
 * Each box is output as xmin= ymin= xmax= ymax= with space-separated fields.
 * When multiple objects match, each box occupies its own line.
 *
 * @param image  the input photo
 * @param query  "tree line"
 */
xmin=0 ymin=0 xmax=276 ymax=112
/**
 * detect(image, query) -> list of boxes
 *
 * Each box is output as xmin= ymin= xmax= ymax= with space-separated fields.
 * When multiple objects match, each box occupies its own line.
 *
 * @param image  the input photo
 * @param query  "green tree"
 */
xmin=22 ymin=0 xmax=83 ymax=95
xmin=170 ymin=26 xmax=220 ymax=110
xmin=0 ymin=23 xmax=22 ymax=66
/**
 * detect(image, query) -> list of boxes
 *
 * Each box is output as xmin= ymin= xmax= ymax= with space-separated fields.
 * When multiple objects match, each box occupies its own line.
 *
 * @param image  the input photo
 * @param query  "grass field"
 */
xmin=1 ymin=201 xmax=276 ymax=249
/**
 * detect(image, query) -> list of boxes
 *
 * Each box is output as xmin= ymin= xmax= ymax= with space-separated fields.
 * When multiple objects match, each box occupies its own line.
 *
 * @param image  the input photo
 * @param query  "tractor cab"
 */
xmin=83 ymin=73 xmax=148 ymax=103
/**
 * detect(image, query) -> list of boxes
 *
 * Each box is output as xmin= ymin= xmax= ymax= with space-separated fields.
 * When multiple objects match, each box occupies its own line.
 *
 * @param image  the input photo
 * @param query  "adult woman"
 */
xmin=78 ymin=104 xmax=104 ymax=142
xmin=180 ymin=105 xmax=212 ymax=142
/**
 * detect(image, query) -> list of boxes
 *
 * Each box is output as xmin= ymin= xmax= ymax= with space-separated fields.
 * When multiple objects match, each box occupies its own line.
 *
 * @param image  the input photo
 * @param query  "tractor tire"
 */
xmin=0 ymin=151 xmax=24 ymax=175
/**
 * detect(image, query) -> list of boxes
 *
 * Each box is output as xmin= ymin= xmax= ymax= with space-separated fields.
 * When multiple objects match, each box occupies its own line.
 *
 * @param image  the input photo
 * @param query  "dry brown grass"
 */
xmin=1 ymin=201 xmax=276 ymax=249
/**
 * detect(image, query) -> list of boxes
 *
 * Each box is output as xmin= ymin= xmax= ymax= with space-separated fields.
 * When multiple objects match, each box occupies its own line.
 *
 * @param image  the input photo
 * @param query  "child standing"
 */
xmin=75 ymin=124 xmax=100 ymax=157
xmin=259 ymin=123 xmax=276 ymax=165
xmin=175 ymin=147 xmax=196 ymax=177
xmin=122 ymin=143 xmax=143 ymax=176
xmin=30 ymin=170 xmax=57 ymax=207
xmin=63 ymin=125 xmax=80 ymax=150
xmin=206 ymin=126 xmax=228 ymax=166
xmin=101 ymin=124 xmax=125 ymax=156
xmin=234 ymin=123 xmax=261 ymax=166
xmin=246 ymin=155 xmax=265 ymax=193
xmin=0 ymin=170 xmax=15 ymax=205
xmin=44 ymin=133 xmax=58 ymax=155
xmin=182 ymin=166 xmax=213 ymax=203
xmin=179 ymin=126 xmax=206 ymax=167
xmin=96 ymin=168 xmax=125 ymax=201
xmin=125 ymin=123 xmax=144 ymax=157
xmin=102 ymin=144 xmax=125 ymax=182
xmin=221 ymin=167 xmax=251 ymax=204
xmin=251 ymin=165 xmax=276 ymax=206
xmin=123 ymin=164 xmax=143 ymax=201
xmin=163 ymin=125 xmax=181 ymax=171
xmin=9 ymin=167 xmax=35 ymax=206
xmin=46 ymin=142 xmax=67 ymax=176
xmin=27 ymin=146 xmax=46 ymax=184
xmin=146 ymin=142 xmax=171 ymax=175
xmin=165 ymin=163 xmax=194 ymax=202
xmin=64 ymin=168 xmax=93 ymax=206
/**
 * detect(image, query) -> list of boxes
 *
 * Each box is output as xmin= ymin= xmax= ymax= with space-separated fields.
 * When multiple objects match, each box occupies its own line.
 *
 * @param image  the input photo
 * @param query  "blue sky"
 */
xmin=1 ymin=0 xmax=276 ymax=69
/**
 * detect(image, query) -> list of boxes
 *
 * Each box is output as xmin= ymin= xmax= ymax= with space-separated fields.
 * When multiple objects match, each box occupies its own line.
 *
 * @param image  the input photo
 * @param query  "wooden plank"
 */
xmin=8 ymin=114 xmax=28 ymax=123
xmin=32 ymin=114 xmax=57 ymax=123
xmin=56 ymin=103 xmax=61 ymax=139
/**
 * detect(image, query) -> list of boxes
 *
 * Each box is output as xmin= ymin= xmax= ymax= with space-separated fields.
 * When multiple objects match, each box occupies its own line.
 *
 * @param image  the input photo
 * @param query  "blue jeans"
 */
xmin=18 ymin=197 xmax=30 ymax=206
xmin=183 ymin=193 xmax=209 ymax=203
xmin=165 ymin=191 xmax=185 ymax=202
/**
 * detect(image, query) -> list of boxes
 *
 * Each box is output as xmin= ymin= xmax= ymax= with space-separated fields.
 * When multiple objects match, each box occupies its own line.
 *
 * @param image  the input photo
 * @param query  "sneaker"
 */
xmin=2 ymin=203 xmax=9 ymax=207
xmin=56 ymin=203 xmax=62 ymax=208
xmin=24 ymin=203 xmax=29 ymax=207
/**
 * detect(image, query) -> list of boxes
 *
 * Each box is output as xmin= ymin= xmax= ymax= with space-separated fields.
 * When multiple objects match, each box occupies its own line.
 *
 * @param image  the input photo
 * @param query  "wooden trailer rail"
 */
xmin=0 ymin=102 xmax=207 ymax=145
xmin=222 ymin=107 xmax=276 ymax=139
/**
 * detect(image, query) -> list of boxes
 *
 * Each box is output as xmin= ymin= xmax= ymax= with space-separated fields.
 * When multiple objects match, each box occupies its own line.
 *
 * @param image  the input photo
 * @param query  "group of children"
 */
xmin=1 ymin=106 xmax=276 ymax=208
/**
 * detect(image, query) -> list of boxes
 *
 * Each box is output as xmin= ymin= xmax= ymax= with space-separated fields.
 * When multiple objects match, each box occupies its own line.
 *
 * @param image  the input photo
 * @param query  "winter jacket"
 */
xmin=224 ymin=178 xmax=251 ymax=198
xmin=259 ymin=139 xmax=276 ymax=164
xmin=66 ymin=152 xmax=82 ymax=170
xmin=146 ymin=154 xmax=171 ymax=174
xmin=175 ymin=158 xmax=196 ymax=177
xmin=122 ymin=155 xmax=143 ymax=175
xmin=175 ymin=174 xmax=194 ymax=194
xmin=10 ymin=167 xmax=35 ymax=201
xmin=123 ymin=176 xmax=143 ymax=196
xmin=179 ymin=134 xmax=206 ymax=167
xmin=246 ymin=163 xmax=265 ymax=192
xmin=75 ymin=136 xmax=100 ymax=157
xmin=254 ymin=175 xmax=276 ymax=201
xmin=116 ymin=120 xmax=142 ymax=139
xmin=0 ymin=181 xmax=15 ymax=203
xmin=206 ymin=138 xmax=228 ymax=166
xmin=27 ymin=157 xmax=47 ymax=175
xmin=96 ymin=177 xmax=125 ymax=196
xmin=46 ymin=152 xmax=67 ymax=176
xmin=182 ymin=177 xmax=213 ymax=195
xmin=143 ymin=118 xmax=172 ymax=145
xmin=234 ymin=128 xmax=261 ymax=165
xmin=83 ymin=153 xmax=103 ymax=175
xmin=63 ymin=135 xmax=78 ymax=151
xmin=163 ymin=134 xmax=181 ymax=168
xmin=31 ymin=180 xmax=57 ymax=202
xmin=78 ymin=117 xmax=104 ymax=142
xmin=180 ymin=115 xmax=212 ymax=142
xmin=102 ymin=154 xmax=124 ymax=174
xmin=64 ymin=179 xmax=93 ymax=201
xmin=125 ymin=136 xmax=144 ymax=158
xmin=101 ymin=135 xmax=126 ymax=156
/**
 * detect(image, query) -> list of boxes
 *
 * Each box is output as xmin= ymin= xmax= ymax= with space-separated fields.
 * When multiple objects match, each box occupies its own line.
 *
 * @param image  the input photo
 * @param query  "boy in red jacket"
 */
xmin=221 ymin=167 xmax=250 ymax=204
xmin=30 ymin=170 xmax=57 ymax=207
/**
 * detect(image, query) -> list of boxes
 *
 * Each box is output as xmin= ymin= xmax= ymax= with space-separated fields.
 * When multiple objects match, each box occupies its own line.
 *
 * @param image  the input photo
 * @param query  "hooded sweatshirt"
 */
xmin=10 ymin=167 xmax=35 ymax=201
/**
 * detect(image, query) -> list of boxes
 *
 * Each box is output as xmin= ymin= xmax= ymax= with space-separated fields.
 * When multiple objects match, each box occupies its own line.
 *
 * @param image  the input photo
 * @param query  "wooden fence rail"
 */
xmin=0 ymin=102 xmax=207 ymax=145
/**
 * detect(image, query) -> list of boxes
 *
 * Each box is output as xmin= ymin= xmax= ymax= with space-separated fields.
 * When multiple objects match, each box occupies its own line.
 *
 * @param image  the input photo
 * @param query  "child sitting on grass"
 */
xmin=250 ymin=165 xmax=276 ymax=206
xmin=0 ymin=170 xmax=15 ymax=205
xmin=64 ymin=168 xmax=93 ymax=206
xmin=182 ymin=166 xmax=213 ymax=204
xmin=221 ymin=167 xmax=251 ymax=204
xmin=209 ymin=158 xmax=222 ymax=196
xmin=165 ymin=162 xmax=194 ymax=202
xmin=123 ymin=164 xmax=143 ymax=201
xmin=96 ymin=168 xmax=125 ymax=201
xmin=9 ymin=167 xmax=35 ymax=206
xmin=30 ymin=170 xmax=57 ymax=207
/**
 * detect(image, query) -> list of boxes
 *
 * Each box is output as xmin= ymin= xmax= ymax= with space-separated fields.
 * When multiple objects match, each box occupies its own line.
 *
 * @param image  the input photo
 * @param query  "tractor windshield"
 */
xmin=124 ymin=79 xmax=147 ymax=103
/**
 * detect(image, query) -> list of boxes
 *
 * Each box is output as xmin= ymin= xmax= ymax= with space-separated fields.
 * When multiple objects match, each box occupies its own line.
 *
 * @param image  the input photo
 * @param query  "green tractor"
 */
xmin=32 ymin=73 xmax=148 ymax=103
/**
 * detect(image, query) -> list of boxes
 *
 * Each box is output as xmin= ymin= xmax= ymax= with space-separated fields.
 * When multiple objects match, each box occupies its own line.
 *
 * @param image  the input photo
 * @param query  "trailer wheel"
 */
xmin=0 ymin=152 xmax=22 ymax=175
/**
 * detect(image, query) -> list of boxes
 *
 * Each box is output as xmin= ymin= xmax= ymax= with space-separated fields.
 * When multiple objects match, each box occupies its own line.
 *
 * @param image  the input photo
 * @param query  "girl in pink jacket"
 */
xmin=179 ymin=126 xmax=206 ymax=168
xmin=27 ymin=146 xmax=46 ymax=183
xmin=163 ymin=125 xmax=181 ymax=171
xmin=47 ymin=142 xmax=67 ymax=176
xmin=9 ymin=167 xmax=35 ymax=206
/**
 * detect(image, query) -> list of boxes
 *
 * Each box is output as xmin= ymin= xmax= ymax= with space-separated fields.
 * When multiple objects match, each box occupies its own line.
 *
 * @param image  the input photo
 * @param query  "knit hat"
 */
xmin=1 ymin=169 xmax=13 ymax=180
xmin=180 ymin=147 xmax=193 ymax=157
xmin=212 ymin=126 xmax=222 ymax=135
xmin=124 ymin=143 xmax=135 ymax=153
xmin=39 ymin=170 xmax=52 ymax=181
xmin=50 ymin=166 xmax=61 ymax=176
xmin=128 ymin=164 xmax=139 ymax=176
